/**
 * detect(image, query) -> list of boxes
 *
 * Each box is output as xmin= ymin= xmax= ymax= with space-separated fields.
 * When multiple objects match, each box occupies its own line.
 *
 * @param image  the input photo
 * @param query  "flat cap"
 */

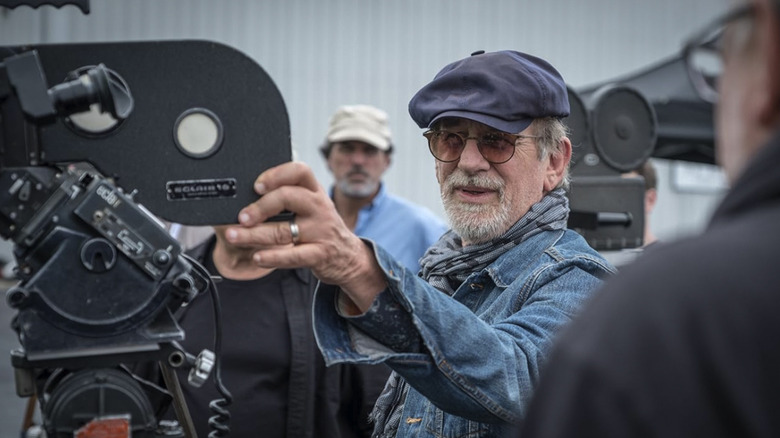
xmin=409 ymin=50 xmax=570 ymax=134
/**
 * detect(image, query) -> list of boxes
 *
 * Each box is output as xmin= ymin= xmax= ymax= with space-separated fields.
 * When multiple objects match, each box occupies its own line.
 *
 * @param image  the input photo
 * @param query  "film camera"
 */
xmin=0 ymin=39 xmax=291 ymax=437
xmin=564 ymin=84 xmax=656 ymax=250
xmin=565 ymin=52 xmax=715 ymax=250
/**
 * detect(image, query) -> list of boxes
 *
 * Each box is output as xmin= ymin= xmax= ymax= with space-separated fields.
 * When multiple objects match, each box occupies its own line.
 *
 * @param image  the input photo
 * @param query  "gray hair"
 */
xmin=529 ymin=117 xmax=571 ymax=190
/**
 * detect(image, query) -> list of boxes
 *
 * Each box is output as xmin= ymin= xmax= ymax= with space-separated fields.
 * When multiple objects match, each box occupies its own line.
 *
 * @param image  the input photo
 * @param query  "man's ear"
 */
xmin=645 ymin=188 xmax=658 ymax=214
xmin=544 ymin=137 xmax=572 ymax=191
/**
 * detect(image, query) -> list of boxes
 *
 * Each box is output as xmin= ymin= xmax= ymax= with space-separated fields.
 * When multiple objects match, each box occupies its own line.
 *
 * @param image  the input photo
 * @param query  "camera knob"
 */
xmin=153 ymin=249 xmax=171 ymax=266
xmin=187 ymin=349 xmax=215 ymax=388
xmin=6 ymin=286 xmax=29 ymax=308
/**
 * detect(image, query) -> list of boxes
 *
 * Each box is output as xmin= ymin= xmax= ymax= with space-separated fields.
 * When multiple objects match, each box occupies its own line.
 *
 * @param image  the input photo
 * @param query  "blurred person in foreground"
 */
xmin=225 ymin=50 xmax=614 ymax=436
xmin=521 ymin=0 xmax=780 ymax=436
xmin=320 ymin=104 xmax=447 ymax=272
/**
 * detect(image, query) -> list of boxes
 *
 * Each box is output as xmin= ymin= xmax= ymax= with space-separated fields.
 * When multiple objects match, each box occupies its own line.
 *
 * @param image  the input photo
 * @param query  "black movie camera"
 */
xmin=564 ymin=84 xmax=656 ymax=250
xmin=564 ymin=53 xmax=715 ymax=251
xmin=0 ymin=39 xmax=291 ymax=437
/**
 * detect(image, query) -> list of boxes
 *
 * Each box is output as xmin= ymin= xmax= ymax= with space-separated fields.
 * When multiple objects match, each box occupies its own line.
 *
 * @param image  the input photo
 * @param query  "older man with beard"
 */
xmin=225 ymin=50 xmax=615 ymax=437
xmin=320 ymin=104 xmax=447 ymax=273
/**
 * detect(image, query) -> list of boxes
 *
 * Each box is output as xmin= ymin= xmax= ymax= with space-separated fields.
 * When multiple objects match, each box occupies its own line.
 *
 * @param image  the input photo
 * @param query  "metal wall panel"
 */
xmin=0 ymin=0 xmax=728 ymax=240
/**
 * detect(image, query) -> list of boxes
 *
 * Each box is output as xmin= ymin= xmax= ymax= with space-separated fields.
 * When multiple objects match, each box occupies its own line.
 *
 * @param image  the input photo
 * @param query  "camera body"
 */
xmin=3 ymin=165 xmax=199 ymax=361
xmin=0 ymin=39 xmax=291 ymax=436
xmin=2 ymin=164 xmax=208 ymax=437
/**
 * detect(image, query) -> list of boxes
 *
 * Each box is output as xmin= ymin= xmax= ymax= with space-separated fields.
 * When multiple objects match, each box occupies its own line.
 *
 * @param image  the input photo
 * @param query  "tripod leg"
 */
xmin=159 ymin=362 xmax=198 ymax=438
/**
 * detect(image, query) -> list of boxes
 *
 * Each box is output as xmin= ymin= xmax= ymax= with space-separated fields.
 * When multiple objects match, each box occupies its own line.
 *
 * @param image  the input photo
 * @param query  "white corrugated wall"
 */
xmin=0 ymin=0 xmax=728 ymax=241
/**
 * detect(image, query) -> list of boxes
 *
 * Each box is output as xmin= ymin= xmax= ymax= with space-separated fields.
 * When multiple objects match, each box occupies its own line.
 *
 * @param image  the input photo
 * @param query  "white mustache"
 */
xmin=444 ymin=170 xmax=504 ymax=193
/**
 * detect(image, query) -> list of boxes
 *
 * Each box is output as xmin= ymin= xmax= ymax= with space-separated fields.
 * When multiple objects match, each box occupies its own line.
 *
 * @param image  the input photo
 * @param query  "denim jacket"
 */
xmin=314 ymin=228 xmax=615 ymax=437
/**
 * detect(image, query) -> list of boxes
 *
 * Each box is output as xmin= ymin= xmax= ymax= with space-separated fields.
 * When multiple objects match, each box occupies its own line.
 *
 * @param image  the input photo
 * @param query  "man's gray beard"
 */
xmin=441 ymin=171 xmax=511 ymax=244
xmin=337 ymin=178 xmax=379 ymax=198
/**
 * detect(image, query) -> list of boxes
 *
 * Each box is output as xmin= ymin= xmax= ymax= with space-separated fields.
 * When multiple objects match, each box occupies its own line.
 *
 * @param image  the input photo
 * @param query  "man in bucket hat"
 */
xmin=226 ymin=50 xmax=615 ymax=436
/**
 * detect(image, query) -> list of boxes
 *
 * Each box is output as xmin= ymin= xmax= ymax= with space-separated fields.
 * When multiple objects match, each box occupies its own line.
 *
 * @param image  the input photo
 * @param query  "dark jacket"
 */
xmin=143 ymin=236 xmax=383 ymax=437
xmin=520 ymin=132 xmax=780 ymax=437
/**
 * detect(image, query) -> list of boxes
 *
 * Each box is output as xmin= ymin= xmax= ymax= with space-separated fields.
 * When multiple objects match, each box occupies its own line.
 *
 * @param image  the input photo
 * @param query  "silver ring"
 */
xmin=289 ymin=220 xmax=300 ymax=245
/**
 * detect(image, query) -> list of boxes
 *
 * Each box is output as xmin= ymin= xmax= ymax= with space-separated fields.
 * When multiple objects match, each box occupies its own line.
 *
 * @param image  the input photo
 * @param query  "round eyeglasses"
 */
xmin=682 ymin=3 xmax=755 ymax=104
xmin=423 ymin=129 xmax=539 ymax=164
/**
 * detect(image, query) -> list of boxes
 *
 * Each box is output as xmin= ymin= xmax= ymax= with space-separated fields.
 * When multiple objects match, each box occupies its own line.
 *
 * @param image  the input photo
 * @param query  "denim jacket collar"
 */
xmin=484 ymin=229 xmax=565 ymax=288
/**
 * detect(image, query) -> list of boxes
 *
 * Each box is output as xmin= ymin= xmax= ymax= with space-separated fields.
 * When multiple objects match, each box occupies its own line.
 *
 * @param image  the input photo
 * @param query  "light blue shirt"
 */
xmin=335 ymin=184 xmax=447 ymax=272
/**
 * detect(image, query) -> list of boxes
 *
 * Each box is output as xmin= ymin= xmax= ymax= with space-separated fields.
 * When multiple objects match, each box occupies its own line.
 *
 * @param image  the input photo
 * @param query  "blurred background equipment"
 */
xmin=582 ymin=53 xmax=716 ymax=164
xmin=565 ymin=52 xmax=715 ymax=250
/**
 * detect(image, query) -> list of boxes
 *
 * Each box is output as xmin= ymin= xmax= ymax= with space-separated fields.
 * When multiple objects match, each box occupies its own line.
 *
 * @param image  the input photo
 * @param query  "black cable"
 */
xmin=183 ymin=254 xmax=232 ymax=437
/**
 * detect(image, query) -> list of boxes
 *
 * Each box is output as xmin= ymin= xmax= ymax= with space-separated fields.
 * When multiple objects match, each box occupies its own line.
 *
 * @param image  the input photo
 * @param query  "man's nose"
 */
xmin=457 ymin=139 xmax=491 ymax=171
xmin=349 ymin=149 xmax=369 ymax=164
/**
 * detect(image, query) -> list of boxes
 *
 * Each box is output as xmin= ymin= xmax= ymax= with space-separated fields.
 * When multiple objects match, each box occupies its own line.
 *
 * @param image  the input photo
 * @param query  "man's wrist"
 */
xmin=339 ymin=239 xmax=387 ymax=313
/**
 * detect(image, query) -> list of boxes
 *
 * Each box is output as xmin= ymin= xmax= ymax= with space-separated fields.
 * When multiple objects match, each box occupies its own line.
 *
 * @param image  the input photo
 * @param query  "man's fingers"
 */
xmin=254 ymin=161 xmax=321 ymax=195
xmin=238 ymin=185 xmax=306 ymax=225
xmin=251 ymin=244 xmax=316 ymax=270
xmin=226 ymin=220 xmax=297 ymax=247
xmin=239 ymin=163 xmax=327 ymax=226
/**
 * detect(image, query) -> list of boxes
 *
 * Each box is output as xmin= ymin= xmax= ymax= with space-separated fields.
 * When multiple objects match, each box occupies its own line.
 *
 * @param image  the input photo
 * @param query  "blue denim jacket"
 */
xmin=314 ymin=228 xmax=614 ymax=437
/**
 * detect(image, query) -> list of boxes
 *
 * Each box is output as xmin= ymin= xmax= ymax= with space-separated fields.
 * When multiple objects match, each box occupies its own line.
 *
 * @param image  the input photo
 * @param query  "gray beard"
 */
xmin=441 ymin=171 xmax=511 ymax=244
xmin=337 ymin=178 xmax=379 ymax=198
xmin=443 ymin=198 xmax=511 ymax=244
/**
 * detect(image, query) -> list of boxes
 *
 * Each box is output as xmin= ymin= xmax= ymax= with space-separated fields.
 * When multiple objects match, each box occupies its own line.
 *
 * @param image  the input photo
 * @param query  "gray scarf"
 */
xmin=370 ymin=188 xmax=570 ymax=437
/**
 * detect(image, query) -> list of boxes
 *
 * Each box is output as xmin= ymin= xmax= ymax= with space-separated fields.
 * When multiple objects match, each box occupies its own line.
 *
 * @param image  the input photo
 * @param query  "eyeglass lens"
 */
xmin=686 ymin=28 xmax=723 ymax=103
xmin=428 ymin=131 xmax=516 ymax=163
xmin=684 ymin=4 xmax=754 ymax=103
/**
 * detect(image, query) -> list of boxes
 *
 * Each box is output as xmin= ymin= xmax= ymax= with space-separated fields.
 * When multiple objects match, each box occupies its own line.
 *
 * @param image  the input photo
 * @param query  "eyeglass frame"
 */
xmin=422 ymin=129 xmax=540 ymax=164
xmin=682 ymin=3 xmax=756 ymax=103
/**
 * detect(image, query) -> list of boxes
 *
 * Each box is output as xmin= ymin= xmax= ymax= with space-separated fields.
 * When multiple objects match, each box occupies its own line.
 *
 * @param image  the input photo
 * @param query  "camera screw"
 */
xmin=153 ymin=250 xmax=171 ymax=266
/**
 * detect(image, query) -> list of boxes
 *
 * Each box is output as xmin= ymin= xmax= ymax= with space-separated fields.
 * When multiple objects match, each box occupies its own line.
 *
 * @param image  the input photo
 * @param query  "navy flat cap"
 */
xmin=408 ymin=50 xmax=570 ymax=134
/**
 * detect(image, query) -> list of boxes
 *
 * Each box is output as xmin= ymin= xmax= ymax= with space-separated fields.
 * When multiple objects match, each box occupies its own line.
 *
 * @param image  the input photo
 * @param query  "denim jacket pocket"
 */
xmin=421 ymin=402 xmax=499 ymax=438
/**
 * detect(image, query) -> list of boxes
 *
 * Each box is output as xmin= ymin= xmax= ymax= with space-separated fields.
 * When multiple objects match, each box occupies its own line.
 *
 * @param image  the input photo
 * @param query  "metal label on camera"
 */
xmin=167 ymin=178 xmax=237 ymax=200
